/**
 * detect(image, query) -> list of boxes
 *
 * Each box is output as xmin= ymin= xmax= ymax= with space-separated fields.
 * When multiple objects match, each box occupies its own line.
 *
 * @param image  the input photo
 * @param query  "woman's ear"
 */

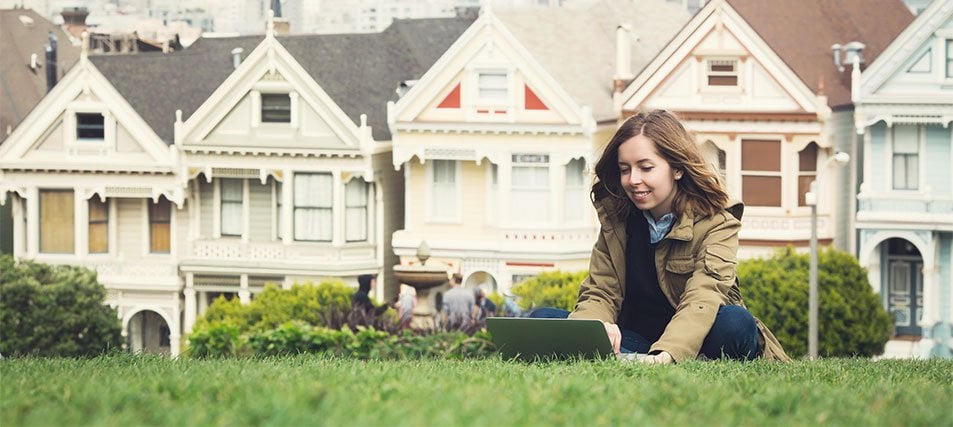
xmin=674 ymin=170 xmax=683 ymax=180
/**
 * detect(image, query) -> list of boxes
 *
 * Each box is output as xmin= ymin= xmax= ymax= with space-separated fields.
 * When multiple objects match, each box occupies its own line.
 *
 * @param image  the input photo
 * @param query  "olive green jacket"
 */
xmin=569 ymin=197 xmax=790 ymax=363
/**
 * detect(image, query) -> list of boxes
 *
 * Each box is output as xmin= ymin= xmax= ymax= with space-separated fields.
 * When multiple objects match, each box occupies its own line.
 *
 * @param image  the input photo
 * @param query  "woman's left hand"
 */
xmin=641 ymin=351 xmax=673 ymax=365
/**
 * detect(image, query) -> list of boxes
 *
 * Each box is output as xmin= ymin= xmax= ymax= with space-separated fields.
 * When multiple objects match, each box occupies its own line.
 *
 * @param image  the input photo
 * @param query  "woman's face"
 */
xmin=617 ymin=134 xmax=680 ymax=220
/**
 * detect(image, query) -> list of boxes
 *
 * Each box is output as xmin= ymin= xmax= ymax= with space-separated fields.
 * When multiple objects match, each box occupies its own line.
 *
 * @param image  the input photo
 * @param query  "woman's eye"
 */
xmin=620 ymin=168 xmax=630 ymax=175
xmin=641 ymin=167 xmax=653 ymax=172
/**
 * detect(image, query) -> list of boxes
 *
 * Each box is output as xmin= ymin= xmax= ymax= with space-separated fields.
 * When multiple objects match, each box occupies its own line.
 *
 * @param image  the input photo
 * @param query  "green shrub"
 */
xmin=510 ymin=270 xmax=587 ymax=311
xmin=739 ymin=247 xmax=893 ymax=358
xmin=191 ymin=280 xmax=355 ymax=335
xmin=193 ymin=321 xmax=495 ymax=359
xmin=0 ymin=255 xmax=122 ymax=357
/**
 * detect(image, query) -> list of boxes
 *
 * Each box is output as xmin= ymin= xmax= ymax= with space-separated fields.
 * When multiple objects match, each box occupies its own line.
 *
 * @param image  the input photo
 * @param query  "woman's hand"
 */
xmin=641 ymin=351 xmax=673 ymax=364
xmin=602 ymin=321 xmax=621 ymax=354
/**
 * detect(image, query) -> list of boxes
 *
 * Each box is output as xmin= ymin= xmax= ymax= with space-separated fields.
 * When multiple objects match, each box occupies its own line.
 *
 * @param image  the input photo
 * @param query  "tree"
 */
xmin=0 ymin=255 xmax=122 ymax=357
xmin=739 ymin=247 xmax=893 ymax=358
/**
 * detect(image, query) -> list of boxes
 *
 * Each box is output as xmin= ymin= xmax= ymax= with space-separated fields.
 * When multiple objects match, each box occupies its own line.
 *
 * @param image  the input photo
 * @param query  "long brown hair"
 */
xmin=591 ymin=110 xmax=729 ymax=222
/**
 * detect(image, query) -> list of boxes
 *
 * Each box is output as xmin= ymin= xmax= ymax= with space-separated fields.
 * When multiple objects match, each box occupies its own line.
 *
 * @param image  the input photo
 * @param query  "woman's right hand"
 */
xmin=602 ymin=321 xmax=621 ymax=354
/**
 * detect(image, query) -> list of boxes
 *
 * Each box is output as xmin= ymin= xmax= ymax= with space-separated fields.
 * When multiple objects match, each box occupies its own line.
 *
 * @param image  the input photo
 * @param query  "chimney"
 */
xmin=231 ymin=47 xmax=244 ymax=69
xmin=60 ymin=7 xmax=89 ymax=41
xmin=45 ymin=31 xmax=58 ymax=92
xmin=614 ymin=24 xmax=634 ymax=93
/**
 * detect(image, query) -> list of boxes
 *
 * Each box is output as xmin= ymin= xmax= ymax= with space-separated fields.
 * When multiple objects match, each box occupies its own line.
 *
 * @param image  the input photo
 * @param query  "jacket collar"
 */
xmin=594 ymin=197 xmax=745 ymax=242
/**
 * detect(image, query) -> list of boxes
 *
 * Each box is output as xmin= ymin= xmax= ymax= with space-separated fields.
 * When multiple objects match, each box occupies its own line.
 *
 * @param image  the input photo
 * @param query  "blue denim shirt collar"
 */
xmin=642 ymin=210 xmax=676 ymax=244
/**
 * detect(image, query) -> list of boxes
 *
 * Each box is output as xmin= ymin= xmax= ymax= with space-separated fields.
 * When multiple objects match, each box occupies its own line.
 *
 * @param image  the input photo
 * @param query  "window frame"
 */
xmin=88 ymin=197 xmax=109 ymax=254
xmin=293 ymin=172 xmax=334 ymax=242
xmin=219 ymin=178 xmax=244 ymax=237
xmin=705 ymin=58 xmax=740 ymax=89
xmin=149 ymin=196 xmax=172 ymax=254
xmin=796 ymin=143 xmax=819 ymax=207
xmin=76 ymin=112 xmax=106 ymax=140
xmin=509 ymin=154 xmax=551 ymax=223
xmin=39 ymin=189 xmax=75 ymax=254
xmin=345 ymin=179 xmax=370 ymax=243
xmin=890 ymin=125 xmax=921 ymax=191
xmin=427 ymin=160 xmax=461 ymax=223
xmin=260 ymin=93 xmax=292 ymax=123
xmin=740 ymin=139 xmax=783 ymax=208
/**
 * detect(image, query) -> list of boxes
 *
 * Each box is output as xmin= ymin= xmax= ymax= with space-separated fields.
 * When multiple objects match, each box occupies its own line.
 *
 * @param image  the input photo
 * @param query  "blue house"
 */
xmin=854 ymin=0 xmax=953 ymax=357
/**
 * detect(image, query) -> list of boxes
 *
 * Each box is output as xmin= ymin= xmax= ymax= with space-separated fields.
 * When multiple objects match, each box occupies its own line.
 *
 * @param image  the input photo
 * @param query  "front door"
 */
xmin=887 ymin=258 xmax=923 ymax=336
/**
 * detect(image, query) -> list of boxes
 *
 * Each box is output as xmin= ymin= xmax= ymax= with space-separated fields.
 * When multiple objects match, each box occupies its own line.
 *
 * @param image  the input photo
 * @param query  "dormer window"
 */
xmin=76 ymin=113 xmax=105 ymax=140
xmin=261 ymin=93 xmax=291 ymax=123
xmin=707 ymin=59 xmax=739 ymax=87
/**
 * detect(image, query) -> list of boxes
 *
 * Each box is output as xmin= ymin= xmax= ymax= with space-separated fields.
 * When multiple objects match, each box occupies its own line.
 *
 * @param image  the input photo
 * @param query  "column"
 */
xmin=27 ymin=187 xmax=39 ymax=257
xmin=75 ymin=188 xmax=87 ymax=256
xmin=282 ymin=169 xmax=293 ymax=244
xmin=332 ymin=171 xmax=344 ymax=246
xmin=238 ymin=274 xmax=250 ymax=304
xmin=12 ymin=195 xmax=25 ymax=257
xmin=184 ymin=272 xmax=197 ymax=334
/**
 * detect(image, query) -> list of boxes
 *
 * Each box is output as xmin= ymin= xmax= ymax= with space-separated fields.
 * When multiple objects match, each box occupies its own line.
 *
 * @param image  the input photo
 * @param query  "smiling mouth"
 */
xmin=630 ymin=190 xmax=651 ymax=200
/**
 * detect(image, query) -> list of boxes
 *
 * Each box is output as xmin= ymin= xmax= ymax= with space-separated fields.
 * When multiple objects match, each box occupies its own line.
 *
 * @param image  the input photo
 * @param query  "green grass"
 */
xmin=2 ymin=355 xmax=951 ymax=426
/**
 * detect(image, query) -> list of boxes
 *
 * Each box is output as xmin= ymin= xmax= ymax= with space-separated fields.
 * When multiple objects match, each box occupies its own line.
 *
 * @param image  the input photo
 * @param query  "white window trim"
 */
xmin=344 ymin=178 xmax=371 ymax=243
xmin=64 ymin=100 xmax=115 ymax=152
xmin=293 ymin=171 xmax=335 ymax=243
xmin=701 ymin=57 xmax=742 ymax=92
xmin=84 ymin=195 xmax=113 ymax=257
xmin=738 ymin=137 xmax=786 ymax=212
xmin=506 ymin=153 xmax=552 ymax=227
xmin=886 ymin=124 xmax=926 ymax=194
xmin=426 ymin=160 xmax=462 ymax=224
xmin=272 ymin=178 xmax=281 ymax=241
xmin=250 ymin=80 xmax=298 ymax=129
xmin=141 ymin=198 xmax=175 ymax=258
xmin=215 ymin=178 xmax=246 ymax=240
xmin=465 ymin=64 xmax=516 ymax=122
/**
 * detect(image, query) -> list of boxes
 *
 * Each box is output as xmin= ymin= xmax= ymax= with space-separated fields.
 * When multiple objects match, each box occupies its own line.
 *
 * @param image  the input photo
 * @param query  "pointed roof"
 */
xmin=0 ymin=8 xmax=81 ymax=143
xmin=726 ymin=0 xmax=913 ymax=108
xmin=495 ymin=0 xmax=689 ymax=122
xmin=90 ymin=17 xmax=474 ymax=145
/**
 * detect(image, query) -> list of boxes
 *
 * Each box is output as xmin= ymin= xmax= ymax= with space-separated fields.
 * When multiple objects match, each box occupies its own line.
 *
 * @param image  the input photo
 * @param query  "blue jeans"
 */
xmin=527 ymin=305 xmax=759 ymax=360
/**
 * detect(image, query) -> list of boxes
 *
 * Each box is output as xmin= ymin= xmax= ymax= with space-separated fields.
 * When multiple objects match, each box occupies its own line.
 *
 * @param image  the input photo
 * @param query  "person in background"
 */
xmin=396 ymin=284 xmax=417 ymax=328
xmin=352 ymin=274 xmax=387 ymax=317
xmin=441 ymin=273 xmax=476 ymax=327
xmin=474 ymin=287 xmax=497 ymax=319
xmin=502 ymin=290 xmax=523 ymax=317
xmin=529 ymin=110 xmax=789 ymax=364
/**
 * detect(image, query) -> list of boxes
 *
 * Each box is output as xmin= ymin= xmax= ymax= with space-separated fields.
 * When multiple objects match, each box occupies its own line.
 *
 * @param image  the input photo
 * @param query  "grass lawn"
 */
xmin=2 ymin=354 xmax=951 ymax=426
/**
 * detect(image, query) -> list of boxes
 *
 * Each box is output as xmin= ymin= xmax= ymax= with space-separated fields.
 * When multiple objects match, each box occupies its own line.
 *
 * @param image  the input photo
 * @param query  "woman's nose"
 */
xmin=627 ymin=171 xmax=641 ymax=186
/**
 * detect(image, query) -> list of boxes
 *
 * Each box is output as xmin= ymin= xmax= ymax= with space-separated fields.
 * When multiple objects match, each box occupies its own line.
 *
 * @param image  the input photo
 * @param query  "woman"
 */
xmin=532 ymin=110 xmax=789 ymax=364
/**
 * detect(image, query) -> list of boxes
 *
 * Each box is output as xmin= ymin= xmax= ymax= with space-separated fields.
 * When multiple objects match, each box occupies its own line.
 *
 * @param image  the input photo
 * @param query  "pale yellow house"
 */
xmin=388 ymin=1 xmax=689 ymax=294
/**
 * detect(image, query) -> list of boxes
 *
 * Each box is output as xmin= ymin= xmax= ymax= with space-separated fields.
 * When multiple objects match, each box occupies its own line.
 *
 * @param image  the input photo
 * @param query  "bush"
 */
xmin=510 ymin=270 xmax=587 ymax=311
xmin=189 ymin=320 xmax=495 ymax=359
xmin=192 ymin=280 xmax=355 ymax=334
xmin=739 ymin=247 xmax=893 ymax=358
xmin=0 ymin=255 xmax=122 ymax=357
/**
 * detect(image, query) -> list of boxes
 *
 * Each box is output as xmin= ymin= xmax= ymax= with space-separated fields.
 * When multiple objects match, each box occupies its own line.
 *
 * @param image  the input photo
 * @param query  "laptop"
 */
xmin=486 ymin=317 xmax=619 ymax=361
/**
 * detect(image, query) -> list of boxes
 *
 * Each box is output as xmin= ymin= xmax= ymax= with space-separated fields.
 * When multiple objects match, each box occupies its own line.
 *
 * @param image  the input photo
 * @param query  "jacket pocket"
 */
xmin=704 ymin=245 xmax=737 ymax=281
xmin=664 ymin=257 xmax=694 ymax=275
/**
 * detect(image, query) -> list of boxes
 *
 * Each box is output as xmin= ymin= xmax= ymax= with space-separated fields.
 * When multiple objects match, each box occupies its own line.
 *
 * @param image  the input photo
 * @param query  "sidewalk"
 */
xmin=875 ymin=339 xmax=923 ymax=359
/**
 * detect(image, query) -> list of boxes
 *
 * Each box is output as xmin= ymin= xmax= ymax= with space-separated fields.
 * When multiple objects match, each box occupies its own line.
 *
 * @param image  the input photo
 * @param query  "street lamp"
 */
xmin=804 ymin=151 xmax=850 ymax=358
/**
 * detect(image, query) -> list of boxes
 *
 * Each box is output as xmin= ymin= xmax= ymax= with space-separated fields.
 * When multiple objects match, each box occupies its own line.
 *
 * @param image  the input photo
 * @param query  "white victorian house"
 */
xmin=853 ymin=0 xmax=953 ymax=357
xmin=0 ymin=17 xmax=474 ymax=356
xmin=0 ymin=45 xmax=188 ymax=355
xmin=388 ymin=0 xmax=689 ymax=294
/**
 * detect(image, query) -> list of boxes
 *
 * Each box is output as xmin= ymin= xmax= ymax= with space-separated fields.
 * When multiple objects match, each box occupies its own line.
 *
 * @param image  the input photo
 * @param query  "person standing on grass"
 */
xmin=352 ymin=274 xmax=387 ymax=318
xmin=529 ymin=110 xmax=790 ymax=364
xmin=396 ymin=284 xmax=417 ymax=328
xmin=442 ymin=273 xmax=476 ymax=327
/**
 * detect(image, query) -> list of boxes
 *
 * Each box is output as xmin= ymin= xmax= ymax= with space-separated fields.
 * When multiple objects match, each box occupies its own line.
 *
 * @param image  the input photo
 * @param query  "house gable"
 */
xmin=621 ymin=0 xmax=819 ymax=115
xmin=392 ymin=12 xmax=583 ymax=128
xmin=181 ymin=35 xmax=365 ymax=153
xmin=0 ymin=57 xmax=174 ymax=171
xmin=858 ymin=0 xmax=953 ymax=105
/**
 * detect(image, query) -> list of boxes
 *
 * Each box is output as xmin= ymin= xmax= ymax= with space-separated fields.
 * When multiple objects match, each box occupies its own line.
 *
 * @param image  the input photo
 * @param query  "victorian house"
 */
xmin=387 ymin=0 xmax=689 ymax=294
xmin=618 ymin=0 xmax=913 ymax=259
xmin=0 ymin=17 xmax=473 ymax=356
xmin=853 ymin=0 xmax=953 ymax=357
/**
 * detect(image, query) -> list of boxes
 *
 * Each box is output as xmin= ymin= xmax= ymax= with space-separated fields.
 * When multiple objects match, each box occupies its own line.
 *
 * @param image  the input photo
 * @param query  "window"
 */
xmin=797 ymin=143 xmax=818 ymax=206
xmin=40 ymin=190 xmax=74 ymax=253
xmin=88 ymin=198 xmax=108 ymax=253
xmin=478 ymin=72 xmax=508 ymax=100
xmin=261 ymin=94 xmax=291 ymax=123
xmin=564 ymin=158 xmax=586 ymax=222
xmin=707 ymin=59 xmax=738 ymax=86
xmin=431 ymin=160 xmax=458 ymax=220
xmin=345 ymin=179 xmax=369 ymax=242
xmin=511 ymin=154 xmax=550 ymax=222
xmin=220 ymin=179 xmax=243 ymax=237
xmin=149 ymin=197 xmax=171 ymax=253
xmin=892 ymin=125 xmax=919 ymax=190
xmin=946 ymin=40 xmax=953 ymax=78
xmin=76 ymin=113 xmax=105 ymax=139
xmin=294 ymin=173 xmax=333 ymax=241
xmin=741 ymin=139 xmax=782 ymax=207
